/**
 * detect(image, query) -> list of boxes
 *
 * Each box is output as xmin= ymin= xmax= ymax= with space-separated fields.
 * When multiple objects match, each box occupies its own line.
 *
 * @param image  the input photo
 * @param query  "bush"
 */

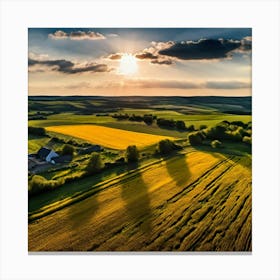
xmin=143 ymin=114 xmax=154 ymax=125
xmin=125 ymin=145 xmax=139 ymax=163
xmin=188 ymin=132 xmax=203 ymax=146
xmin=28 ymin=126 xmax=46 ymax=136
xmin=28 ymin=175 xmax=63 ymax=196
xmin=211 ymin=140 xmax=222 ymax=148
xmin=231 ymin=121 xmax=245 ymax=128
xmin=175 ymin=120 xmax=186 ymax=130
xmin=158 ymin=139 xmax=179 ymax=155
xmin=242 ymin=136 xmax=252 ymax=145
xmin=204 ymin=124 xmax=228 ymax=140
xmin=157 ymin=118 xmax=176 ymax=129
xmin=187 ymin=125 xmax=195 ymax=132
xmin=86 ymin=152 xmax=104 ymax=174
xmin=199 ymin=125 xmax=207 ymax=130
xmin=61 ymin=144 xmax=75 ymax=156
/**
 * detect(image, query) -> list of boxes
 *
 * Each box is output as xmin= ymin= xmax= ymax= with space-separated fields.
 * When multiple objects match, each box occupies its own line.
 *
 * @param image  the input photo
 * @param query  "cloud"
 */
xmin=205 ymin=80 xmax=251 ymax=89
xmin=64 ymin=82 xmax=91 ymax=89
xmin=28 ymin=57 xmax=111 ymax=74
xmin=135 ymin=52 xmax=158 ymax=60
xmin=107 ymin=33 xmax=119 ymax=38
xmin=135 ymin=38 xmax=244 ymax=65
xmin=108 ymin=53 xmax=123 ymax=60
xmin=95 ymin=78 xmax=251 ymax=90
xmin=49 ymin=30 xmax=106 ymax=40
xmin=49 ymin=30 xmax=68 ymax=39
xmin=238 ymin=36 xmax=252 ymax=52
xmin=135 ymin=49 xmax=175 ymax=66
xmin=158 ymin=39 xmax=241 ymax=60
xmin=150 ymin=58 xmax=174 ymax=65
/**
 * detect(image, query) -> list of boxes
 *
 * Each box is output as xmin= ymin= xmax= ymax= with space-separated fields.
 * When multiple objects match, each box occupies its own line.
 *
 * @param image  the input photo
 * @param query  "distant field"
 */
xmin=28 ymin=150 xmax=251 ymax=251
xmin=29 ymin=111 xmax=251 ymax=134
xmin=46 ymin=125 xmax=176 ymax=150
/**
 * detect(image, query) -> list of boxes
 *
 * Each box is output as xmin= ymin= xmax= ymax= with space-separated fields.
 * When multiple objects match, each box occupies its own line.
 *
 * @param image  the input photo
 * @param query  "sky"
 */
xmin=28 ymin=28 xmax=252 ymax=96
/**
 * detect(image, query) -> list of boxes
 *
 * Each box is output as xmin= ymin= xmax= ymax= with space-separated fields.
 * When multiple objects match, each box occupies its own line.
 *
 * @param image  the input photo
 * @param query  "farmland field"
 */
xmin=28 ymin=96 xmax=252 ymax=252
xmin=46 ymin=125 xmax=176 ymax=149
xmin=28 ymin=150 xmax=251 ymax=251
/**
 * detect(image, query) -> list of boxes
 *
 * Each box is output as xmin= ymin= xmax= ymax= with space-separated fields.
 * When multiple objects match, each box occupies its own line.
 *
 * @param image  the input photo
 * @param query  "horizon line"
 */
xmin=28 ymin=95 xmax=252 ymax=98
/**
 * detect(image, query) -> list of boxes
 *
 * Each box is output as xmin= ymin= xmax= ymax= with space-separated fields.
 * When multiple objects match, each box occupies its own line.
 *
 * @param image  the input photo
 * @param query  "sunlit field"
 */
xmin=46 ymin=124 xmax=176 ymax=149
xmin=29 ymin=150 xmax=251 ymax=251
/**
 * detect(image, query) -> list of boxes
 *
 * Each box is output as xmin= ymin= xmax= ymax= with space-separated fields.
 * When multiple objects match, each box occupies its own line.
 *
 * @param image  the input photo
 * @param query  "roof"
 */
xmin=37 ymin=147 xmax=51 ymax=158
xmin=52 ymin=155 xmax=72 ymax=163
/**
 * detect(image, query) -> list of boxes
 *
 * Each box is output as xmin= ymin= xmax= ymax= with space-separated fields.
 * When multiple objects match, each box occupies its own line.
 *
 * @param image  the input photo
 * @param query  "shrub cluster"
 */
xmin=112 ymin=113 xmax=156 ymax=125
xmin=51 ymin=136 xmax=90 ymax=147
xmin=86 ymin=152 xmax=105 ymax=174
xmin=28 ymin=175 xmax=64 ymax=196
xmin=188 ymin=132 xmax=204 ymax=146
xmin=211 ymin=140 xmax=222 ymax=148
xmin=242 ymin=136 xmax=252 ymax=145
xmin=28 ymin=126 xmax=46 ymax=136
xmin=188 ymin=120 xmax=252 ymax=147
xmin=28 ymin=173 xmax=85 ymax=196
xmin=202 ymin=121 xmax=252 ymax=143
xmin=61 ymin=144 xmax=75 ymax=156
xmin=157 ymin=139 xmax=181 ymax=155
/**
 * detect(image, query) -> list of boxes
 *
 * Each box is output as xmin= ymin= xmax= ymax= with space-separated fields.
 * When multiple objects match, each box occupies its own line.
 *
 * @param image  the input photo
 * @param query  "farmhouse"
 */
xmin=37 ymin=147 xmax=58 ymax=162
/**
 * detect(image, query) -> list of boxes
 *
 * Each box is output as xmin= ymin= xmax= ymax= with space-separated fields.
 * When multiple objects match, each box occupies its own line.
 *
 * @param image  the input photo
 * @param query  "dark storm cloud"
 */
xmin=150 ymin=59 xmax=174 ymax=65
xmin=135 ymin=50 xmax=174 ymax=65
xmin=28 ymin=58 xmax=111 ymax=74
xmin=158 ymin=39 xmax=242 ymax=60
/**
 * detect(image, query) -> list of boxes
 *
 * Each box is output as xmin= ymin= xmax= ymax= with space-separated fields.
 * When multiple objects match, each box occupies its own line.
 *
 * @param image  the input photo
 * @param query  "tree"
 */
xmin=28 ymin=126 xmax=46 ymax=136
xmin=86 ymin=152 xmax=104 ymax=174
xmin=188 ymin=132 xmax=203 ymax=146
xmin=199 ymin=124 xmax=207 ymax=130
xmin=188 ymin=125 xmax=195 ymax=132
xmin=61 ymin=144 xmax=75 ymax=156
xmin=242 ymin=136 xmax=252 ymax=145
xmin=125 ymin=145 xmax=139 ymax=163
xmin=143 ymin=114 xmax=154 ymax=125
xmin=158 ymin=139 xmax=179 ymax=155
xmin=176 ymin=120 xmax=186 ymax=130
xmin=211 ymin=140 xmax=222 ymax=148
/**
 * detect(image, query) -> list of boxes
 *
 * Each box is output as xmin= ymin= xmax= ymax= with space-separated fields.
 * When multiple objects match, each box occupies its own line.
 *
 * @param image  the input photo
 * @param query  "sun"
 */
xmin=119 ymin=53 xmax=138 ymax=75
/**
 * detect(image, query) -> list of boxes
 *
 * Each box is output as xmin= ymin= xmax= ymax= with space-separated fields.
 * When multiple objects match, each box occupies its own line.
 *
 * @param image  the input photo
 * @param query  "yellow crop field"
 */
xmin=46 ymin=125 xmax=176 ymax=149
xmin=29 ymin=151 xmax=251 ymax=251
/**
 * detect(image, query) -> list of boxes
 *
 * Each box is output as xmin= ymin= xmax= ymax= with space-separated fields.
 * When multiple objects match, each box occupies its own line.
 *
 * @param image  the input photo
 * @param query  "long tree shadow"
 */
xmin=65 ymin=176 xmax=103 ymax=242
xmin=121 ymin=163 xmax=152 ymax=236
xmin=165 ymin=153 xmax=191 ymax=187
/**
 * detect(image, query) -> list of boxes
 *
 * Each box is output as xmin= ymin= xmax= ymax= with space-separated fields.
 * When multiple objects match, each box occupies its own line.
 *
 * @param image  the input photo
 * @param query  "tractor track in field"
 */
xmin=88 ymin=158 xmax=231 ymax=250
xmin=88 ymin=156 xmax=248 ymax=251
xmin=29 ymin=151 xmax=251 ymax=252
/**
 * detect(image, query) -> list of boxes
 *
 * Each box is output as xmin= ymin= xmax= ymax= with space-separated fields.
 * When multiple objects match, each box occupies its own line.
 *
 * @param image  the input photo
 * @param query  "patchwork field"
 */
xmin=28 ymin=150 xmax=251 ymax=251
xmin=46 ymin=125 xmax=176 ymax=149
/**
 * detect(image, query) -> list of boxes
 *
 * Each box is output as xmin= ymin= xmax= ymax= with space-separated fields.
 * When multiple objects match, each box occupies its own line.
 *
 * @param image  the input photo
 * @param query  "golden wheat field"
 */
xmin=28 ymin=150 xmax=251 ymax=251
xmin=46 ymin=125 xmax=176 ymax=149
